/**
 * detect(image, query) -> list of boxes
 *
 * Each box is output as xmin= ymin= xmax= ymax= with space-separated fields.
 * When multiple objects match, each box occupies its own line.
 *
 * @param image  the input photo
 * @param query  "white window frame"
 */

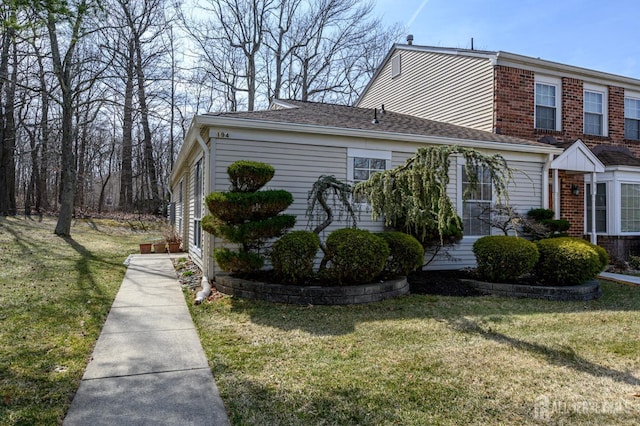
xmin=457 ymin=160 xmax=494 ymax=240
xmin=585 ymin=182 xmax=607 ymax=234
xmin=347 ymin=148 xmax=391 ymax=206
xmin=534 ymin=75 xmax=562 ymax=131
xmin=177 ymin=179 xmax=184 ymax=235
xmin=620 ymin=181 xmax=640 ymax=233
xmin=192 ymin=157 xmax=204 ymax=256
xmin=391 ymin=54 xmax=401 ymax=78
xmin=583 ymin=83 xmax=608 ymax=136
xmin=624 ymin=90 xmax=640 ymax=140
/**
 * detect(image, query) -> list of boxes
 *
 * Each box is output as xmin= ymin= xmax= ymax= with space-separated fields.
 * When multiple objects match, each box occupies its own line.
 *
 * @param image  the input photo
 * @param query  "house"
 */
xmin=170 ymin=100 xmax=561 ymax=278
xmin=356 ymin=42 xmax=640 ymax=260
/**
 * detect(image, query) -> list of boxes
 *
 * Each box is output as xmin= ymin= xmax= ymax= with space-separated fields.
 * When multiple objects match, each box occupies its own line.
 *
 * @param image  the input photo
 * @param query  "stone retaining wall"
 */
xmin=214 ymin=275 xmax=409 ymax=305
xmin=461 ymin=279 xmax=601 ymax=301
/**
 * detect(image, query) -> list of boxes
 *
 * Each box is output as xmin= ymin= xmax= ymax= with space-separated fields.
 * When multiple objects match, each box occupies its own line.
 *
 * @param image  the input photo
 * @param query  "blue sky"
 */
xmin=374 ymin=0 xmax=640 ymax=79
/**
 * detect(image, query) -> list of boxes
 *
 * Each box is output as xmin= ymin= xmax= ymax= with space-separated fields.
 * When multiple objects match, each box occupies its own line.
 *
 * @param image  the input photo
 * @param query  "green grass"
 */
xmin=0 ymin=216 xmax=160 ymax=425
xmin=189 ymin=282 xmax=640 ymax=425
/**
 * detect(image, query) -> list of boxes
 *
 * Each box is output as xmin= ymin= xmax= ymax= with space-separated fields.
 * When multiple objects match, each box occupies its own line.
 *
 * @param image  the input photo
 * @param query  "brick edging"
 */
xmin=460 ymin=279 xmax=601 ymax=301
xmin=214 ymin=275 xmax=409 ymax=305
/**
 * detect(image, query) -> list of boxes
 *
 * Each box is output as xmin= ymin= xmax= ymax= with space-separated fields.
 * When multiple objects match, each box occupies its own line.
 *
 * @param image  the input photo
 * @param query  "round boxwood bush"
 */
xmin=214 ymin=248 xmax=264 ymax=273
xmin=324 ymin=228 xmax=390 ymax=285
xmin=534 ymin=237 xmax=606 ymax=286
xmin=271 ymin=231 xmax=320 ymax=284
xmin=227 ymin=161 xmax=275 ymax=192
xmin=377 ymin=232 xmax=424 ymax=277
xmin=473 ymin=236 xmax=539 ymax=282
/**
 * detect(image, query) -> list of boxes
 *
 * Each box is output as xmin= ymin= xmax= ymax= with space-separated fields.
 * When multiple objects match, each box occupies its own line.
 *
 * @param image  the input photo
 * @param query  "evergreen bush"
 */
xmin=377 ymin=232 xmax=424 ymax=277
xmin=324 ymin=228 xmax=390 ymax=285
xmin=271 ymin=231 xmax=320 ymax=284
xmin=534 ymin=237 xmax=606 ymax=286
xmin=227 ymin=161 xmax=275 ymax=192
xmin=204 ymin=160 xmax=295 ymax=274
xmin=473 ymin=236 xmax=539 ymax=282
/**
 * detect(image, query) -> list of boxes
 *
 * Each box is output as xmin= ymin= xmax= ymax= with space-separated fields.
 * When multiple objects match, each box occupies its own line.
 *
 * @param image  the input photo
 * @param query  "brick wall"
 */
xmin=557 ymin=171 xmax=585 ymax=237
xmin=493 ymin=66 xmax=535 ymax=138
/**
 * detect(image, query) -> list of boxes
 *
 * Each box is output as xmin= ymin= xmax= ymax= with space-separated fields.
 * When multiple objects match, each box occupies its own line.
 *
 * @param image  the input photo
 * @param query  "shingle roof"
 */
xmin=592 ymin=145 xmax=640 ymax=167
xmin=204 ymin=100 xmax=551 ymax=148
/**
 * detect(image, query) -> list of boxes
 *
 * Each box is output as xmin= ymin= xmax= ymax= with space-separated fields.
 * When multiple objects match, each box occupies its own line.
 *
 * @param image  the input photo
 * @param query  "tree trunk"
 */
xmin=0 ymin=24 xmax=17 ymax=216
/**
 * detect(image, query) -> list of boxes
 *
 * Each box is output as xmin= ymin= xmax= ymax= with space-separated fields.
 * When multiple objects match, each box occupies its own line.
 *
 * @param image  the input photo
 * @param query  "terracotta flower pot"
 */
xmin=167 ymin=242 xmax=181 ymax=253
xmin=153 ymin=242 xmax=167 ymax=253
xmin=139 ymin=243 xmax=152 ymax=254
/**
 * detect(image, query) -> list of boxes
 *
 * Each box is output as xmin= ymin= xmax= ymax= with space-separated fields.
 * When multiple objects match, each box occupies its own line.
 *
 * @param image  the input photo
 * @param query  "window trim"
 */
xmin=583 ymin=83 xmax=608 ymax=136
xmin=534 ymin=75 xmax=562 ymax=131
xmin=192 ymin=157 xmax=204 ymax=256
xmin=620 ymin=181 xmax=640 ymax=234
xmin=585 ymin=182 xmax=607 ymax=234
xmin=624 ymin=90 xmax=640 ymax=140
xmin=457 ymin=161 xmax=494 ymax=238
xmin=391 ymin=54 xmax=401 ymax=78
xmin=347 ymin=148 xmax=391 ymax=206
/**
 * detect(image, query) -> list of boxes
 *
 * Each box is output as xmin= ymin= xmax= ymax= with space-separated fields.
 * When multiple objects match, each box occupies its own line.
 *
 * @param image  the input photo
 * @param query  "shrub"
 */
xmin=214 ymin=248 xmax=264 ymax=273
xmin=324 ymin=228 xmax=390 ymax=285
xmin=206 ymin=191 xmax=294 ymax=224
xmin=271 ymin=231 xmax=320 ymax=284
xmin=377 ymin=232 xmax=424 ymax=277
xmin=473 ymin=236 xmax=539 ymax=282
xmin=527 ymin=208 xmax=555 ymax=221
xmin=534 ymin=237 xmax=605 ymax=286
xmin=204 ymin=215 xmax=296 ymax=246
xmin=227 ymin=161 xmax=275 ymax=192
xmin=628 ymin=255 xmax=640 ymax=270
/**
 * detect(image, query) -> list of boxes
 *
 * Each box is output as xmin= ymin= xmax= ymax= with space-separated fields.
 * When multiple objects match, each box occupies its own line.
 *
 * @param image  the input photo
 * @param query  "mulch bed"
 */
xmin=407 ymin=270 xmax=484 ymax=297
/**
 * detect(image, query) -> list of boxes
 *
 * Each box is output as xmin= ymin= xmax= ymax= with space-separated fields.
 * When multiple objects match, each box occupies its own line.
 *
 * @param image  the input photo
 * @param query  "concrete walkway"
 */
xmin=598 ymin=271 xmax=640 ymax=286
xmin=64 ymin=254 xmax=230 ymax=426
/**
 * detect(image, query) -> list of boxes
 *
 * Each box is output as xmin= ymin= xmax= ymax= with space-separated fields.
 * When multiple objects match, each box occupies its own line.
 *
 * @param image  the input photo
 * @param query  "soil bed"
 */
xmin=408 ymin=269 xmax=485 ymax=297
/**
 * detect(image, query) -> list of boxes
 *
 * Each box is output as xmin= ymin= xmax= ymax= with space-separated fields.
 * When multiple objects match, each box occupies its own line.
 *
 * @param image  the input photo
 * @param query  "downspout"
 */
xmin=553 ymin=169 xmax=560 ymax=220
xmin=194 ymin=131 xmax=211 ymax=303
xmin=591 ymin=172 xmax=597 ymax=244
xmin=543 ymin=154 xmax=552 ymax=209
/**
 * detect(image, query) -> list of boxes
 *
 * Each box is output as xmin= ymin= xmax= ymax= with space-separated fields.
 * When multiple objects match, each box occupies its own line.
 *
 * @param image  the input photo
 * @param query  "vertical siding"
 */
xmin=358 ymin=50 xmax=495 ymax=132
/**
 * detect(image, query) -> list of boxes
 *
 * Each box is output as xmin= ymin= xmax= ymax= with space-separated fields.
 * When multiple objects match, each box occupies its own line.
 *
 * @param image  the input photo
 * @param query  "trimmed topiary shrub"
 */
xmin=271 ymin=231 xmax=320 ymax=284
xmin=204 ymin=160 xmax=295 ymax=274
xmin=324 ymin=228 xmax=390 ymax=285
xmin=205 ymin=191 xmax=294 ymax=224
xmin=473 ymin=236 xmax=539 ymax=282
xmin=214 ymin=248 xmax=264 ymax=273
xmin=377 ymin=232 xmax=424 ymax=277
xmin=527 ymin=208 xmax=555 ymax=221
xmin=227 ymin=161 xmax=275 ymax=192
xmin=534 ymin=237 xmax=606 ymax=286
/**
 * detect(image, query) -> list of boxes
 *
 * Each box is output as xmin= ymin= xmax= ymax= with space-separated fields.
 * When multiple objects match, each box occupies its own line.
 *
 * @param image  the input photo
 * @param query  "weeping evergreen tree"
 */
xmin=353 ymin=146 xmax=513 ymax=245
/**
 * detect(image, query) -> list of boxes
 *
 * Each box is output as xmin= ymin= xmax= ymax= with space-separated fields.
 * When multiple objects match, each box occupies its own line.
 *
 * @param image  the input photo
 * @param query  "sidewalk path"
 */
xmin=598 ymin=271 xmax=640 ymax=286
xmin=64 ymin=254 xmax=230 ymax=426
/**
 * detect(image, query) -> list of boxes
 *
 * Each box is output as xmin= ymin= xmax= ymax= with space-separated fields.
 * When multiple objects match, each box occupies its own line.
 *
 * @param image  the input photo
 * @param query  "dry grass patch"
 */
xmin=189 ymin=283 xmax=640 ymax=425
xmin=0 ymin=216 xmax=160 ymax=425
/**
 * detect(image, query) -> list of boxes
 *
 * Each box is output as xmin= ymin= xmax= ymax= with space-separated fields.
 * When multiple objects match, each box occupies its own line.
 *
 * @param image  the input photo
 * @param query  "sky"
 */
xmin=373 ymin=0 xmax=640 ymax=79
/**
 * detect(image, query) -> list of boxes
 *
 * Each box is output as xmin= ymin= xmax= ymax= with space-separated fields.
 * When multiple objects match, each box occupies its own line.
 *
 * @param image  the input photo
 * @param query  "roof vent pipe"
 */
xmin=381 ymin=104 xmax=385 ymax=115
xmin=372 ymin=108 xmax=379 ymax=124
xmin=406 ymin=34 xmax=413 ymax=45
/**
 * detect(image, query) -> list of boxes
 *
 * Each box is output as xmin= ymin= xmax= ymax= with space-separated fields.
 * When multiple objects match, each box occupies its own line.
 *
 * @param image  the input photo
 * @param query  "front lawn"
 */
xmin=189 ymin=280 xmax=640 ymax=425
xmin=0 ymin=216 xmax=159 ymax=425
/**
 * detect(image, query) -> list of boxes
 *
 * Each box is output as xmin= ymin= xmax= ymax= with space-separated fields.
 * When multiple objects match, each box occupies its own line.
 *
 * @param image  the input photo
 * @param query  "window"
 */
xmin=621 ymin=183 xmax=640 ymax=232
xmin=584 ymin=85 xmax=607 ymax=136
xmin=625 ymin=97 xmax=640 ymax=140
xmin=535 ymin=83 xmax=557 ymax=130
xmin=347 ymin=148 xmax=391 ymax=204
xmin=586 ymin=183 xmax=606 ymax=233
xmin=177 ymin=179 xmax=183 ymax=234
xmin=462 ymin=166 xmax=492 ymax=236
xmin=193 ymin=159 xmax=203 ymax=251
xmin=391 ymin=54 xmax=401 ymax=78
xmin=353 ymin=157 xmax=386 ymax=183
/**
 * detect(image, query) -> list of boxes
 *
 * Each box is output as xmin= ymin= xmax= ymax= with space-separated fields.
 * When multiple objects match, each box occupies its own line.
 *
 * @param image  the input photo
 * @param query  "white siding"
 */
xmin=358 ymin=50 xmax=495 ymax=132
